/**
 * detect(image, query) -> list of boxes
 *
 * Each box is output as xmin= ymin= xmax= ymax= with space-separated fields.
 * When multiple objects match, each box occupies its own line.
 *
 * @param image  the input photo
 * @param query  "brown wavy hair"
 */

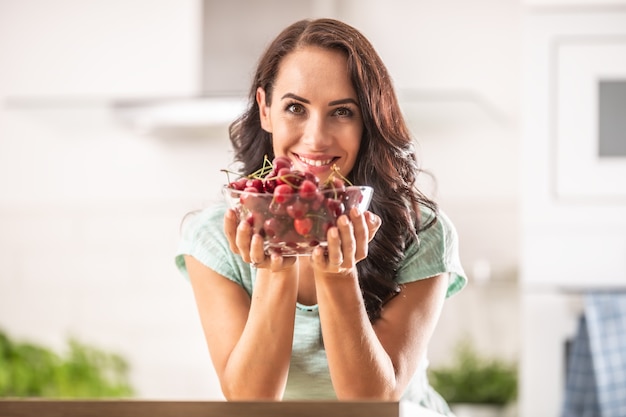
xmin=228 ymin=18 xmax=438 ymax=321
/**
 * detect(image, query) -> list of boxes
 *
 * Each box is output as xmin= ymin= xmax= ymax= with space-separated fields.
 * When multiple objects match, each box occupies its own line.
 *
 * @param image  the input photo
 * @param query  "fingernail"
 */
xmin=352 ymin=207 xmax=361 ymax=217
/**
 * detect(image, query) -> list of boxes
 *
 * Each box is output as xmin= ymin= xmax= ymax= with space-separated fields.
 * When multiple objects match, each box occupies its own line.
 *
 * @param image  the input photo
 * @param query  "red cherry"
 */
xmin=325 ymin=198 xmax=345 ymax=218
xmin=272 ymin=156 xmax=292 ymax=171
xmin=240 ymin=187 xmax=260 ymax=205
xmin=246 ymin=178 xmax=264 ymax=193
xmin=299 ymin=180 xmax=318 ymax=200
xmin=245 ymin=210 xmax=265 ymax=234
xmin=303 ymin=171 xmax=319 ymax=186
xmin=294 ymin=217 xmax=313 ymax=236
xmin=263 ymin=217 xmax=282 ymax=238
xmin=263 ymin=178 xmax=277 ymax=193
xmin=269 ymin=201 xmax=288 ymax=215
xmin=229 ymin=177 xmax=248 ymax=191
xmin=309 ymin=191 xmax=325 ymax=210
xmin=286 ymin=200 xmax=309 ymax=219
xmin=273 ymin=228 xmax=300 ymax=245
xmin=323 ymin=177 xmax=346 ymax=194
xmin=287 ymin=171 xmax=306 ymax=188
xmin=276 ymin=167 xmax=293 ymax=186
xmin=273 ymin=184 xmax=294 ymax=204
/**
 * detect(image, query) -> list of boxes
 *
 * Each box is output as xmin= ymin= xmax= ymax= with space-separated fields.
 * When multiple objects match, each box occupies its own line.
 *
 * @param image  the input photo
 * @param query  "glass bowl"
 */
xmin=223 ymin=185 xmax=373 ymax=256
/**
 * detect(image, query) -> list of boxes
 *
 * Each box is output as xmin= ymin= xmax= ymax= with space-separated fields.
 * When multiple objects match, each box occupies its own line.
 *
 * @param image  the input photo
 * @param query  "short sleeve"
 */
xmin=397 ymin=208 xmax=467 ymax=298
xmin=174 ymin=204 xmax=253 ymax=295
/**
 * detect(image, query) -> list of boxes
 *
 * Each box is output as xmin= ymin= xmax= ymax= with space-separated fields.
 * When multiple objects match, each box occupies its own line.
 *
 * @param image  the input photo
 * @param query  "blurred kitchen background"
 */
xmin=1 ymin=1 xmax=625 ymax=416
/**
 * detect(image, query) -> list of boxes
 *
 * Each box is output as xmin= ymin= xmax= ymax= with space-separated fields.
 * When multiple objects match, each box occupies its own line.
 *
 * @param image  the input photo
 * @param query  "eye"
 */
xmin=333 ymin=107 xmax=353 ymax=118
xmin=286 ymin=102 xmax=305 ymax=115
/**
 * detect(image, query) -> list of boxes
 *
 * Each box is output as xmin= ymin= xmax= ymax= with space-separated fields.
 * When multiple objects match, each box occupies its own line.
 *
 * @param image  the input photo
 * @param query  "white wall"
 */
xmin=0 ymin=0 xmax=226 ymax=398
xmin=0 ymin=0 xmax=523 ymax=399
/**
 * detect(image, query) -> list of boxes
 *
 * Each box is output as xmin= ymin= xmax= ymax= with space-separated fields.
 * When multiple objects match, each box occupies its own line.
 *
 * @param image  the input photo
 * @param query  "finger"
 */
xmin=268 ymin=251 xmax=296 ymax=271
xmin=364 ymin=211 xmax=382 ymax=242
xmin=249 ymin=233 xmax=267 ymax=266
xmin=325 ymin=226 xmax=344 ymax=267
xmin=224 ymin=209 xmax=240 ymax=254
xmin=349 ymin=207 xmax=368 ymax=260
xmin=336 ymin=215 xmax=355 ymax=266
xmin=235 ymin=220 xmax=254 ymax=263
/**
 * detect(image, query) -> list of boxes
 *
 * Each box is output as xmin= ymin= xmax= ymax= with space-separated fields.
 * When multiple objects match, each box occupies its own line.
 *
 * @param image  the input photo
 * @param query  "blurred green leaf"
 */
xmin=428 ymin=338 xmax=517 ymax=405
xmin=0 ymin=329 xmax=134 ymax=398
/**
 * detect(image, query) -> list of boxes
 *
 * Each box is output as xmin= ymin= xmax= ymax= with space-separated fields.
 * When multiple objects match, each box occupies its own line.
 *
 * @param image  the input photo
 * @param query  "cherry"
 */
xmin=245 ymin=210 xmax=265 ymax=234
xmin=269 ymin=200 xmax=288 ymax=216
xmin=246 ymin=178 xmax=264 ymax=193
xmin=273 ymin=184 xmax=294 ymax=204
xmin=287 ymin=171 xmax=306 ymax=188
xmin=240 ymin=187 xmax=260 ymax=205
xmin=294 ymin=217 xmax=313 ymax=236
xmin=323 ymin=177 xmax=346 ymax=195
xmin=325 ymin=198 xmax=345 ymax=218
xmin=263 ymin=178 xmax=277 ymax=193
xmin=263 ymin=217 xmax=282 ymax=238
xmin=303 ymin=171 xmax=319 ymax=186
xmin=287 ymin=200 xmax=309 ymax=219
xmin=309 ymin=191 xmax=325 ymax=211
xmin=229 ymin=177 xmax=249 ymax=191
xmin=272 ymin=156 xmax=292 ymax=171
xmin=299 ymin=179 xmax=318 ymax=200
xmin=275 ymin=167 xmax=293 ymax=186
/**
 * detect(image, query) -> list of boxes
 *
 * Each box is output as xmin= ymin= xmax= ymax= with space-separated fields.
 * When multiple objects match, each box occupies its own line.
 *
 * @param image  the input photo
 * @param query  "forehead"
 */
xmin=273 ymin=46 xmax=355 ymax=97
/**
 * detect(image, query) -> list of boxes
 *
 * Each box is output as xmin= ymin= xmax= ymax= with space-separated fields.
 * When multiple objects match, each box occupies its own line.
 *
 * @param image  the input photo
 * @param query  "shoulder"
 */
xmin=397 ymin=205 xmax=467 ymax=297
xmin=175 ymin=203 xmax=251 ymax=288
xmin=181 ymin=203 xmax=228 ymax=239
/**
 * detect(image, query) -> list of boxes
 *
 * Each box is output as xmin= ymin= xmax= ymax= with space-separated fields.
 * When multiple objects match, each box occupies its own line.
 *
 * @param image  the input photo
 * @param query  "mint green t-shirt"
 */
xmin=175 ymin=203 xmax=466 ymax=414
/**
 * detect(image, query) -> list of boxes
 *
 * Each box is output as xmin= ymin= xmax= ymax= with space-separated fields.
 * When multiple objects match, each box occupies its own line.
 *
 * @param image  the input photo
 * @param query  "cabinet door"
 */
xmin=0 ymin=0 xmax=199 ymax=98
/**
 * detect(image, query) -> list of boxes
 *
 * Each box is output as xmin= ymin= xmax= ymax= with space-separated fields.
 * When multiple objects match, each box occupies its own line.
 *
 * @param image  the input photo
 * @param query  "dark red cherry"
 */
xmin=229 ymin=177 xmax=248 ymax=191
xmin=246 ymin=178 xmax=264 ymax=193
xmin=272 ymin=156 xmax=292 ymax=171
xmin=299 ymin=180 xmax=318 ymax=200
xmin=273 ymin=184 xmax=294 ymax=204
xmin=286 ymin=200 xmax=309 ymax=219
xmin=325 ymin=198 xmax=345 ymax=218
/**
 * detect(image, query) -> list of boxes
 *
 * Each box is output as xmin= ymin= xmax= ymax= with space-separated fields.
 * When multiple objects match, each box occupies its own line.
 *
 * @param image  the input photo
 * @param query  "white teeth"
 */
xmin=299 ymin=156 xmax=333 ymax=167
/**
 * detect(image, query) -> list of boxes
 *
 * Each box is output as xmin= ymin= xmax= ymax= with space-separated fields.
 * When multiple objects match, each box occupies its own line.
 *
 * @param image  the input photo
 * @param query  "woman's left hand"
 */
xmin=311 ymin=208 xmax=381 ymax=273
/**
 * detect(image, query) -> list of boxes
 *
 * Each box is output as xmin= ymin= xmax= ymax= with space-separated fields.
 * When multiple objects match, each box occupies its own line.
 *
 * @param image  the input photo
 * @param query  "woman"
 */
xmin=175 ymin=18 xmax=466 ymax=415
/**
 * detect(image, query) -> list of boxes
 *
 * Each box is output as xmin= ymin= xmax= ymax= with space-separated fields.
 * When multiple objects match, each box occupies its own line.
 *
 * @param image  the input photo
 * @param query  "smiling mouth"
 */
xmin=295 ymin=154 xmax=338 ymax=167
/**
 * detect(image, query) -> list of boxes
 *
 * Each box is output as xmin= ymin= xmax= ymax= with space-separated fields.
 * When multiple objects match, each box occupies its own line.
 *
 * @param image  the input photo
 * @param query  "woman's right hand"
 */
xmin=224 ymin=209 xmax=296 ymax=271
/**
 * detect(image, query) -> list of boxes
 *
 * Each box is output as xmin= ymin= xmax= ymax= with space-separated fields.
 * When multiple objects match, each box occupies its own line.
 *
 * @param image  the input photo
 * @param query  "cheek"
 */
xmin=346 ymin=127 xmax=363 ymax=155
xmin=270 ymin=124 xmax=300 ymax=152
xmin=342 ymin=134 xmax=362 ymax=172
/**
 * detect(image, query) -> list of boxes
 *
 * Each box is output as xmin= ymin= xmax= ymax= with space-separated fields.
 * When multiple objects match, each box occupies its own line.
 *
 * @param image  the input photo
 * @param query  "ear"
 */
xmin=256 ymin=87 xmax=272 ymax=132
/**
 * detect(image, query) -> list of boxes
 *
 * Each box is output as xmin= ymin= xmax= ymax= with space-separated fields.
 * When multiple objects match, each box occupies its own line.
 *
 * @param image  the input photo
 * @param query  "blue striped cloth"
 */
xmin=562 ymin=293 xmax=626 ymax=417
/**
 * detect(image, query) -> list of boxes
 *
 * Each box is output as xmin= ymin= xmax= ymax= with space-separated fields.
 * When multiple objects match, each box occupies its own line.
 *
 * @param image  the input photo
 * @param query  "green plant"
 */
xmin=428 ymin=339 xmax=517 ymax=406
xmin=0 ymin=329 xmax=134 ymax=398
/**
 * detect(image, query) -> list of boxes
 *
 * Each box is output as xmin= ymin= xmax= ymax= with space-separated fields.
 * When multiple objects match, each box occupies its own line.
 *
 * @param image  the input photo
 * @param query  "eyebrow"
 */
xmin=281 ymin=93 xmax=358 ymax=107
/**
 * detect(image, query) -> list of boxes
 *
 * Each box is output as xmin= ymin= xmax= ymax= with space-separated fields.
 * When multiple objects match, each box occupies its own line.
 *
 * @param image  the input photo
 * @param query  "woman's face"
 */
xmin=257 ymin=46 xmax=363 ymax=183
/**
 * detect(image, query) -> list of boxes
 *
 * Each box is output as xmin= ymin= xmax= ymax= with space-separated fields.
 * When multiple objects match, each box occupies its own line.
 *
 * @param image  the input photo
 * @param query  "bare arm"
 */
xmin=316 ymin=272 xmax=448 ymax=400
xmin=311 ymin=208 xmax=448 ymax=400
xmin=185 ymin=211 xmax=300 ymax=400
xmin=186 ymin=256 xmax=299 ymax=399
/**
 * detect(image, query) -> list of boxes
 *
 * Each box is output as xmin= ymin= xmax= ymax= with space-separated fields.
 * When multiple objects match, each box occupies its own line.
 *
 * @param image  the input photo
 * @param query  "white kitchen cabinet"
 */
xmin=520 ymin=5 xmax=626 ymax=417
xmin=0 ymin=0 xmax=200 ymax=99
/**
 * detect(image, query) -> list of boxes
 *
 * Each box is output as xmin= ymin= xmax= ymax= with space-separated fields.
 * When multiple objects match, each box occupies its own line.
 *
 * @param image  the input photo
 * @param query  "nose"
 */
xmin=302 ymin=113 xmax=332 ymax=150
